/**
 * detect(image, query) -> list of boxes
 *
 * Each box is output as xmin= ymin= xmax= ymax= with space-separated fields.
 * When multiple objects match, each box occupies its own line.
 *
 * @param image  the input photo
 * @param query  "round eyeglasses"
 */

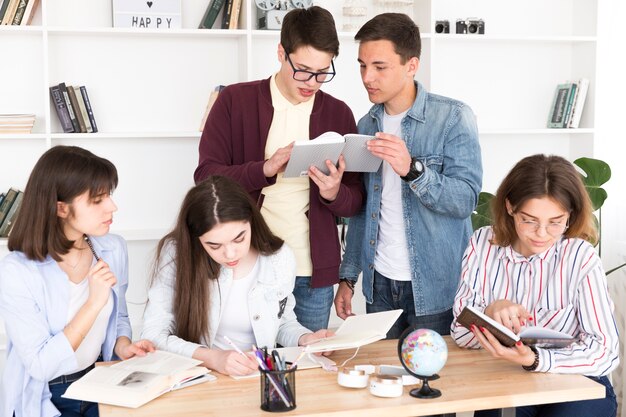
xmin=516 ymin=219 xmax=569 ymax=237
xmin=285 ymin=53 xmax=336 ymax=83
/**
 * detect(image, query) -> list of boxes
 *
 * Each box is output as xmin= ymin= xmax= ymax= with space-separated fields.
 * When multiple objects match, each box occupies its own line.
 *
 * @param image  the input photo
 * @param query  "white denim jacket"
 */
xmin=141 ymin=242 xmax=310 ymax=358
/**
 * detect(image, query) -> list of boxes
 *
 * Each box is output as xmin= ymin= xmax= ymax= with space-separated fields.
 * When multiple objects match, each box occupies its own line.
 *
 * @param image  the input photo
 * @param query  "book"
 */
xmin=456 ymin=305 xmax=575 ymax=348
xmin=0 ymin=113 xmax=35 ymax=133
xmin=562 ymin=82 xmax=577 ymax=128
xmin=0 ymin=190 xmax=22 ymax=237
xmin=199 ymin=84 xmax=225 ymax=131
xmin=283 ymin=132 xmax=383 ymax=178
xmin=49 ymin=85 xmax=74 ymax=133
xmin=79 ymin=86 xmax=98 ymax=133
xmin=63 ymin=350 xmax=215 ymax=409
xmin=230 ymin=346 xmax=337 ymax=380
xmin=19 ymin=0 xmax=37 ymax=25
xmin=67 ymin=85 xmax=87 ymax=133
xmin=0 ymin=0 xmax=10 ymax=24
xmin=567 ymin=78 xmax=590 ymax=129
xmin=198 ymin=0 xmax=226 ymax=29
xmin=303 ymin=309 xmax=402 ymax=353
xmin=0 ymin=187 xmax=19 ymax=230
xmin=58 ymin=83 xmax=81 ymax=133
xmin=1 ymin=0 xmax=19 ymax=24
xmin=73 ymin=86 xmax=93 ymax=133
xmin=547 ymin=83 xmax=576 ymax=128
xmin=228 ymin=0 xmax=241 ymax=29
xmin=221 ymin=0 xmax=232 ymax=29
xmin=11 ymin=0 xmax=27 ymax=25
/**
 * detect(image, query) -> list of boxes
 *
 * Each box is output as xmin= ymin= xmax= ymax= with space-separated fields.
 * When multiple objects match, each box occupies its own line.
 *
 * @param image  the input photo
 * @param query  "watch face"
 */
xmin=255 ymin=0 xmax=279 ymax=11
xmin=290 ymin=0 xmax=313 ymax=8
xmin=414 ymin=159 xmax=424 ymax=173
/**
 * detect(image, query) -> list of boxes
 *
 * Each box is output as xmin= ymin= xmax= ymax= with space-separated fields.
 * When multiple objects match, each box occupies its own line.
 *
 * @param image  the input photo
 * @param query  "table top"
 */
xmin=99 ymin=337 xmax=605 ymax=417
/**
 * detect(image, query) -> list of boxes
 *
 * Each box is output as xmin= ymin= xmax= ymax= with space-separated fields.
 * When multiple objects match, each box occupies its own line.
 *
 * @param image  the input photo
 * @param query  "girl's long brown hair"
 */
xmin=153 ymin=176 xmax=283 ymax=344
xmin=491 ymin=154 xmax=597 ymax=247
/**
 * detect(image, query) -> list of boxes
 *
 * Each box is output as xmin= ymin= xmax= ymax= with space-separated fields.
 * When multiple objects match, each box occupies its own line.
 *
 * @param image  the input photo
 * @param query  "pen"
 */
xmin=271 ymin=350 xmax=282 ymax=371
xmin=83 ymin=235 xmax=100 ymax=261
xmin=252 ymin=346 xmax=292 ymax=407
xmin=223 ymin=336 xmax=248 ymax=358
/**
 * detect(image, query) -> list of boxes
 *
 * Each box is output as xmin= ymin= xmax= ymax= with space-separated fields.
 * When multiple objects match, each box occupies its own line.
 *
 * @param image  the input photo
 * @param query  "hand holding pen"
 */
xmin=218 ymin=336 xmax=259 ymax=376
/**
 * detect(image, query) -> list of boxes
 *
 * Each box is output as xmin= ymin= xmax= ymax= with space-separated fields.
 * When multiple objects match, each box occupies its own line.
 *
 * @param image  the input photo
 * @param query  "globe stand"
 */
xmin=409 ymin=374 xmax=441 ymax=399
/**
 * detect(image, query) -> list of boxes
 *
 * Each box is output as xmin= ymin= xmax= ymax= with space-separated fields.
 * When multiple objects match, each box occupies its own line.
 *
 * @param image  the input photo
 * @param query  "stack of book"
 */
xmin=0 ymin=114 xmax=35 ymax=134
xmin=0 ymin=0 xmax=40 ymax=25
xmin=49 ymin=83 xmax=98 ymax=134
xmin=199 ymin=0 xmax=242 ymax=29
xmin=547 ymin=78 xmax=590 ymax=129
xmin=0 ymin=187 xmax=24 ymax=238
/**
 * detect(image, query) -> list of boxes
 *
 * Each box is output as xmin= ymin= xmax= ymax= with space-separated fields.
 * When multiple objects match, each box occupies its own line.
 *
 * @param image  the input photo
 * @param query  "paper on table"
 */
xmin=230 ymin=346 xmax=336 ymax=379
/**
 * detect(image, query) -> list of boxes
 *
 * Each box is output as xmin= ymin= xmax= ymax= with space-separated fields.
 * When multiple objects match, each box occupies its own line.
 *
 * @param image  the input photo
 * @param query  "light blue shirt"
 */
xmin=340 ymin=81 xmax=483 ymax=316
xmin=0 ymin=234 xmax=133 ymax=417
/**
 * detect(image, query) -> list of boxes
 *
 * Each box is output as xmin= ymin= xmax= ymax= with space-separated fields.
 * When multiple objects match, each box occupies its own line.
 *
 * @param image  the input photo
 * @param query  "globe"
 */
xmin=397 ymin=328 xmax=448 ymax=398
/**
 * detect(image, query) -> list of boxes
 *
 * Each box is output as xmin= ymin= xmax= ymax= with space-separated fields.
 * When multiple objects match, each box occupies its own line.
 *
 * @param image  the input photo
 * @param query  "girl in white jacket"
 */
xmin=142 ymin=176 xmax=330 ymax=376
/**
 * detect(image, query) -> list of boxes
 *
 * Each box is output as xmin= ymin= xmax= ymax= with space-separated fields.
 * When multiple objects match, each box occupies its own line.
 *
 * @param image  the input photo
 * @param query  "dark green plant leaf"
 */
xmin=574 ymin=157 xmax=611 ymax=211
xmin=472 ymin=192 xmax=495 ymax=230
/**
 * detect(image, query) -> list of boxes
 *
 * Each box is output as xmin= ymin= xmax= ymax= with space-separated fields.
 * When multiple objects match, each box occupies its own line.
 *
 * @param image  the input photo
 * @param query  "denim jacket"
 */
xmin=339 ymin=81 xmax=482 ymax=316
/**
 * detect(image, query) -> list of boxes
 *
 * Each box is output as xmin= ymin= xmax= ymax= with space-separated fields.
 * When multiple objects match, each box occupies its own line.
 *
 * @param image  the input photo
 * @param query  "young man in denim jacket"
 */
xmin=334 ymin=13 xmax=482 ymax=338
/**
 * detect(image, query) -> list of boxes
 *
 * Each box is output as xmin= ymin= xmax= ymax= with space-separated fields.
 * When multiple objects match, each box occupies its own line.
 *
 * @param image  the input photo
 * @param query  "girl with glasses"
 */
xmin=451 ymin=154 xmax=618 ymax=417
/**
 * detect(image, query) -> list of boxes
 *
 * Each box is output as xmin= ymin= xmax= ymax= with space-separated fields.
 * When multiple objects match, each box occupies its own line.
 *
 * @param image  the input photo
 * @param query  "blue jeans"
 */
xmin=49 ymin=381 xmax=99 ymax=417
xmin=474 ymin=375 xmax=617 ymax=417
xmin=366 ymin=270 xmax=453 ymax=339
xmin=292 ymin=276 xmax=334 ymax=332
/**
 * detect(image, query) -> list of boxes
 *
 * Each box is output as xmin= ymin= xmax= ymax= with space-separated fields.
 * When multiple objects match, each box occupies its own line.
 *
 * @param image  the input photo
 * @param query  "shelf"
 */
xmin=50 ymin=132 xmax=201 ymax=140
xmin=430 ymin=34 xmax=597 ymax=43
xmin=0 ymin=25 xmax=43 ymax=35
xmin=46 ymin=27 xmax=247 ymax=38
xmin=0 ymin=133 xmax=47 ymax=140
xmin=0 ymin=228 xmax=169 ymax=247
xmin=480 ymin=128 xmax=595 ymax=135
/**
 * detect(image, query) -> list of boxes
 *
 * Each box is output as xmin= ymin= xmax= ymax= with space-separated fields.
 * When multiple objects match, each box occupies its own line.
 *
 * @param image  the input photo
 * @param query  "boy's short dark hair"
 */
xmin=355 ymin=13 xmax=421 ymax=63
xmin=280 ymin=6 xmax=339 ymax=56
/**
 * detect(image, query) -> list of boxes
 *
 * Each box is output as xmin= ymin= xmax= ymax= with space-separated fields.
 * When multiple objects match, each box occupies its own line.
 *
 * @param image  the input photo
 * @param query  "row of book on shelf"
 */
xmin=0 ymin=114 xmax=35 ymax=134
xmin=199 ymin=0 xmax=243 ymax=29
xmin=49 ymin=83 xmax=98 ymax=134
xmin=547 ymin=78 xmax=589 ymax=129
xmin=0 ymin=187 xmax=23 ymax=238
xmin=0 ymin=0 xmax=38 ymax=25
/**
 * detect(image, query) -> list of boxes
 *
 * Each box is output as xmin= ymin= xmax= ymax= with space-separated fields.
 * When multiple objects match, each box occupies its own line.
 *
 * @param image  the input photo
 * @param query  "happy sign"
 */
xmin=113 ymin=0 xmax=182 ymax=29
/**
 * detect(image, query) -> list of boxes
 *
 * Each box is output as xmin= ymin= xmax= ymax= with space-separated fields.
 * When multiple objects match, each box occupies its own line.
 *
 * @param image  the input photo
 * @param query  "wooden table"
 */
xmin=99 ymin=337 xmax=605 ymax=417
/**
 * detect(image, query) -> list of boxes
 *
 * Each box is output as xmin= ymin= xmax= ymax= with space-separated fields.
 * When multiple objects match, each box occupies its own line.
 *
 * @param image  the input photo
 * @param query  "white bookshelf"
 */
xmin=0 ymin=0 xmax=599 ymax=358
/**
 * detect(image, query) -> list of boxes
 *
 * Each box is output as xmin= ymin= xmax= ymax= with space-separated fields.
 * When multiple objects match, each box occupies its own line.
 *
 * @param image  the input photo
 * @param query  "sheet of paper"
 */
xmin=111 ymin=350 xmax=202 ymax=375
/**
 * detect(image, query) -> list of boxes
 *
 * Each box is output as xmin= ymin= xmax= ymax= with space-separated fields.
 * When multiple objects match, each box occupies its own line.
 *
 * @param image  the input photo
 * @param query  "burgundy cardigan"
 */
xmin=194 ymin=77 xmax=364 ymax=288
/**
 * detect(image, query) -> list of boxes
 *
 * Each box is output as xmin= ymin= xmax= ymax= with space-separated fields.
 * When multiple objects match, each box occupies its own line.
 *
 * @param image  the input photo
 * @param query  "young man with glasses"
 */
xmin=194 ymin=6 xmax=363 ymax=332
xmin=335 ymin=13 xmax=482 ymax=338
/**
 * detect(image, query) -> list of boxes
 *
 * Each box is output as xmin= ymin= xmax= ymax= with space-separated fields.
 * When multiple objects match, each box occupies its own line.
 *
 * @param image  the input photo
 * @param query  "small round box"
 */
xmin=337 ymin=367 xmax=369 ymax=388
xmin=369 ymin=374 xmax=403 ymax=398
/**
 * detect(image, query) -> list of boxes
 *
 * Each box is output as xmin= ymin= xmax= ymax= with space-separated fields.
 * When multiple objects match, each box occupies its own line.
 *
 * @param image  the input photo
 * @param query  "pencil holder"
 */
xmin=259 ymin=363 xmax=297 ymax=412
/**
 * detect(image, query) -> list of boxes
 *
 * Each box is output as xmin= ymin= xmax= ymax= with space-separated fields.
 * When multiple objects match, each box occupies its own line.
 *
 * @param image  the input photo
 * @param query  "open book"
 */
xmin=283 ymin=132 xmax=382 ymax=178
xmin=63 ymin=350 xmax=215 ymax=408
xmin=457 ymin=306 xmax=574 ymax=348
xmin=304 ymin=310 xmax=402 ymax=354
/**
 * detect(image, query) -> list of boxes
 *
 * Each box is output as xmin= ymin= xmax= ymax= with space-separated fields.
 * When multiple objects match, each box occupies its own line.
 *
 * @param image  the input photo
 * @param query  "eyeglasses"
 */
xmin=516 ymin=218 xmax=569 ymax=237
xmin=285 ymin=53 xmax=336 ymax=83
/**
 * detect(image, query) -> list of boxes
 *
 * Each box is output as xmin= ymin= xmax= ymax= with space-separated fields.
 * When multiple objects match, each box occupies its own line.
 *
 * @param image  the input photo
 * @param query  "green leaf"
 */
xmin=574 ymin=157 xmax=611 ymax=211
xmin=472 ymin=192 xmax=495 ymax=230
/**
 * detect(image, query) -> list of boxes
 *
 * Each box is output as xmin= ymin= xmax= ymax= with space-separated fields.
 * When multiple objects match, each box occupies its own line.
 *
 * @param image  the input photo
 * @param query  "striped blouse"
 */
xmin=451 ymin=226 xmax=619 ymax=376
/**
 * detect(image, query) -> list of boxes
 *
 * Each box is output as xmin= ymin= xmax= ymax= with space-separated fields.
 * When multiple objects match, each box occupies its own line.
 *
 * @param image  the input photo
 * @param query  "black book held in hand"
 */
xmin=457 ymin=306 xmax=574 ymax=348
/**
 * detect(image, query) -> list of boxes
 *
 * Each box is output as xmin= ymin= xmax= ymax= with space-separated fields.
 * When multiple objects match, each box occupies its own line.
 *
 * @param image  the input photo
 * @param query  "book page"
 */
xmin=111 ymin=350 xmax=202 ymax=375
xmin=342 ymin=134 xmax=382 ymax=173
xmin=304 ymin=310 xmax=402 ymax=353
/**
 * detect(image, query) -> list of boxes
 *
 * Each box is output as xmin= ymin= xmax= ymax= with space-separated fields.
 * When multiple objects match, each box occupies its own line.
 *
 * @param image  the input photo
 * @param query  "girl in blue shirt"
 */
xmin=0 ymin=146 xmax=154 ymax=417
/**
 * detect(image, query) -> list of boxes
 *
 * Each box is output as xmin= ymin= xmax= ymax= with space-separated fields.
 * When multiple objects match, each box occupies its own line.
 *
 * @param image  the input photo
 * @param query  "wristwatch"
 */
xmin=401 ymin=157 xmax=424 ymax=182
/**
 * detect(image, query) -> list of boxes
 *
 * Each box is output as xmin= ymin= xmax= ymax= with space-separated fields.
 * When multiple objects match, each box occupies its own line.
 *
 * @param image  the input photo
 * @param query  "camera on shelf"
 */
xmin=455 ymin=18 xmax=485 ymax=34
xmin=434 ymin=20 xmax=450 ymax=34
xmin=256 ymin=0 xmax=312 ymax=30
